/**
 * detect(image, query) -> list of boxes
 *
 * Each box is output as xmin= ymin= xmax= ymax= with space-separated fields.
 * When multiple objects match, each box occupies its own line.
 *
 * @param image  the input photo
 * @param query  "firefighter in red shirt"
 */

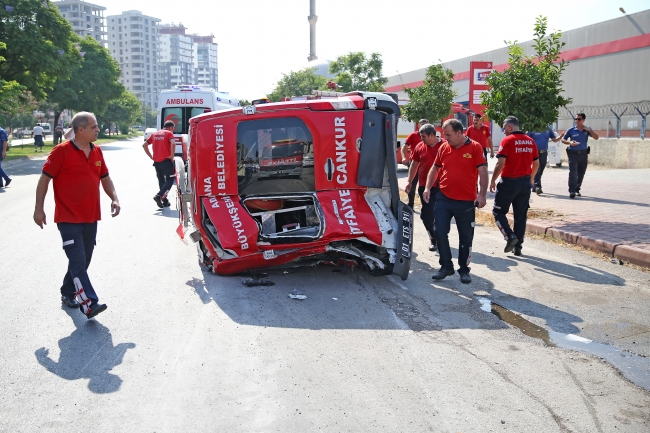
xmin=423 ymin=119 xmax=488 ymax=284
xmin=143 ymin=120 xmax=176 ymax=208
xmin=490 ymin=116 xmax=540 ymax=256
xmin=466 ymin=113 xmax=494 ymax=160
xmin=402 ymin=119 xmax=428 ymax=209
xmin=33 ymin=112 xmax=120 ymax=319
xmin=405 ymin=123 xmax=443 ymax=252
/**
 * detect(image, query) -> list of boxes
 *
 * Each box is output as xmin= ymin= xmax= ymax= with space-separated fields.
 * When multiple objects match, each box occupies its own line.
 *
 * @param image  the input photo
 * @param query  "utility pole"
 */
xmin=308 ymin=0 xmax=317 ymax=61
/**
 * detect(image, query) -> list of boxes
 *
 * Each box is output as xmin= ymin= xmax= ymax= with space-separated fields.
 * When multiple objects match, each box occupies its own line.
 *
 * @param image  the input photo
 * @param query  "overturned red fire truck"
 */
xmin=175 ymin=92 xmax=413 ymax=279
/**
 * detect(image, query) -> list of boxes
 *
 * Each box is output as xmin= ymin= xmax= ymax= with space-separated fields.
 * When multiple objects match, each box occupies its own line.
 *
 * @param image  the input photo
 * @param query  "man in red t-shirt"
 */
xmin=143 ymin=120 xmax=176 ymax=208
xmin=466 ymin=113 xmax=493 ymax=160
xmin=422 ymin=119 xmax=488 ymax=284
xmin=490 ymin=115 xmax=539 ymax=256
xmin=405 ymin=124 xmax=443 ymax=252
xmin=33 ymin=112 xmax=121 ymax=319
xmin=402 ymin=119 xmax=429 ymax=209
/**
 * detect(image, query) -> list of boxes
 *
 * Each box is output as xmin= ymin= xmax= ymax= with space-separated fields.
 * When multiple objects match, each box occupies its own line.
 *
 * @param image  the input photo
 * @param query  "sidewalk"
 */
xmin=397 ymin=161 xmax=650 ymax=268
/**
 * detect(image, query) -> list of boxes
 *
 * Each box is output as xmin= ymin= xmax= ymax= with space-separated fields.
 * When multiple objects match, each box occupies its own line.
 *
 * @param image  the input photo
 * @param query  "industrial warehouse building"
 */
xmin=385 ymin=8 xmax=650 ymax=140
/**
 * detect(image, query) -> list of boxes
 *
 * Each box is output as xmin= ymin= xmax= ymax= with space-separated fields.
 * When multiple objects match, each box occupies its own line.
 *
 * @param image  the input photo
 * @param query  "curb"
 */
xmin=478 ymin=209 xmax=650 ymax=269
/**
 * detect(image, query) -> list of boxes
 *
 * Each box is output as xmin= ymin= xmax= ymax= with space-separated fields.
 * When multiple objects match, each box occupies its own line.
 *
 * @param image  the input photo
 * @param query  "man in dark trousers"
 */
xmin=405 ymin=123 xmax=444 ymax=252
xmin=562 ymin=113 xmax=598 ymax=198
xmin=401 ymin=119 xmax=428 ymax=209
xmin=143 ymin=120 xmax=176 ymax=208
xmin=490 ymin=116 xmax=539 ymax=256
xmin=422 ymin=119 xmax=488 ymax=284
xmin=466 ymin=113 xmax=494 ymax=160
xmin=526 ymin=127 xmax=562 ymax=195
xmin=33 ymin=112 xmax=120 ymax=319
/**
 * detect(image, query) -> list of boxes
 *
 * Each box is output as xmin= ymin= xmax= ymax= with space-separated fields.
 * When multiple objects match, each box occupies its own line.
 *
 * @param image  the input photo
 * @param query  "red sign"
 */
xmin=469 ymin=61 xmax=494 ymax=115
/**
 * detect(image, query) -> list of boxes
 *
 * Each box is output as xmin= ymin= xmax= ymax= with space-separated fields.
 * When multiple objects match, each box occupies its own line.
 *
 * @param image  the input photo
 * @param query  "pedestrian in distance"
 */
xmin=562 ymin=113 xmax=598 ymax=198
xmin=142 ymin=120 xmax=176 ymax=208
xmin=33 ymin=124 xmax=46 ymax=152
xmin=466 ymin=113 xmax=494 ymax=160
xmin=526 ymin=127 xmax=562 ymax=195
xmin=0 ymin=126 xmax=13 ymax=188
xmin=402 ymin=119 xmax=429 ymax=209
xmin=405 ymin=123 xmax=444 ymax=252
xmin=54 ymin=124 xmax=64 ymax=145
xmin=33 ymin=112 xmax=120 ymax=319
xmin=422 ymin=119 xmax=488 ymax=284
xmin=490 ymin=116 xmax=540 ymax=256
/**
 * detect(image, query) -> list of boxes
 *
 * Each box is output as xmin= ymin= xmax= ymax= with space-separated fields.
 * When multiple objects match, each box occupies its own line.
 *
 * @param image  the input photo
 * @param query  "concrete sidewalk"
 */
xmin=397 ymin=161 xmax=650 ymax=268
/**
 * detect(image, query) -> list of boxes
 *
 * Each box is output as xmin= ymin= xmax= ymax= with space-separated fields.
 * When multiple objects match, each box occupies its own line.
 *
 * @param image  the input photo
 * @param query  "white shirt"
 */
xmin=33 ymin=126 xmax=44 ymax=136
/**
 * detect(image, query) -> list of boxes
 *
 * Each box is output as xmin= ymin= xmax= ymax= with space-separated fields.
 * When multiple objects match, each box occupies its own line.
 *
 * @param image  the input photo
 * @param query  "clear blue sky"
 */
xmin=101 ymin=0 xmax=649 ymax=100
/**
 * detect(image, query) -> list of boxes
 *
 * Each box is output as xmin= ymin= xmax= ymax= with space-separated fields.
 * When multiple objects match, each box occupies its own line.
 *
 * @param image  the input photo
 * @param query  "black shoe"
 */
xmin=535 ymin=187 xmax=542 ymax=195
xmin=61 ymin=294 xmax=79 ymax=308
xmin=514 ymin=247 xmax=522 ymax=256
xmin=504 ymin=234 xmax=519 ymax=253
xmin=153 ymin=195 xmax=164 ymax=208
xmin=4 ymin=179 xmax=11 ymax=187
xmin=432 ymin=268 xmax=455 ymax=280
xmin=570 ymin=192 xmax=576 ymax=199
xmin=429 ymin=241 xmax=437 ymax=252
xmin=162 ymin=198 xmax=171 ymax=207
xmin=86 ymin=303 xmax=107 ymax=319
xmin=459 ymin=273 xmax=472 ymax=284
xmin=575 ymin=191 xmax=581 ymax=197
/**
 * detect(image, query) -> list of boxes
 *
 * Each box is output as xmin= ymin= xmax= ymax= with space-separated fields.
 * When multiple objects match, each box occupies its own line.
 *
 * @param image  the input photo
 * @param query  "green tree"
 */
xmin=97 ymin=90 xmax=141 ymax=135
xmin=238 ymin=99 xmax=251 ymax=107
xmin=0 ymin=1 xmax=80 ymax=99
xmin=267 ymin=67 xmax=327 ymax=102
xmin=0 ymin=81 xmax=37 ymax=136
xmin=47 ymin=36 xmax=123 ymax=128
xmin=401 ymin=64 xmax=456 ymax=124
xmin=482 ymin=16 xmax=572 ymax=131
xmin=329 ymin=52 xmax=387 ymax=92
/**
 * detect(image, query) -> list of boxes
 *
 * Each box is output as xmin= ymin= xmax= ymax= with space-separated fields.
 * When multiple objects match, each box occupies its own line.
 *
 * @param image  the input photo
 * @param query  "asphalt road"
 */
xmin=1 ymin=138 xmax=649 ymax=432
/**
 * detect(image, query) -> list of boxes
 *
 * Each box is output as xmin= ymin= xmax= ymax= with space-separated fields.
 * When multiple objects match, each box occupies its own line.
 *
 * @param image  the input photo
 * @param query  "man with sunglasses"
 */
xmin=562 ymin=113 xmax=598 ymax=198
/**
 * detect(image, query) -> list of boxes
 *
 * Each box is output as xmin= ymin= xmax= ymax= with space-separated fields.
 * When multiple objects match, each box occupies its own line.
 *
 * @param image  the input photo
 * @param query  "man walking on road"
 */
xmin=402 ymin=119 xmax=429 ymax=209
xmin=466 ymin=113 xmax=494 ymax=160
xmin=0 ymin=126 xmax=12 ymax=188
xmin=423 ymin=119 xmax=488 ymax=284
xmin=405 ymin=124 xmax=444 ymax=252
xmin=53 ymin=124 xmax=64 ymax=145
xmin=142 ymin=120 xmax=176 ymax=208
xmin=562 ymin=113 xmax=598 ymax=198
xmin=491 ymin=116 xmax=539 ymax=256
xmin=33 ymin=124 xmax=46 ymax=153
xmin=33 ymin=112 xmax=120 ymax=319
xmin=527 ymin=127 xmax=562 ymax=195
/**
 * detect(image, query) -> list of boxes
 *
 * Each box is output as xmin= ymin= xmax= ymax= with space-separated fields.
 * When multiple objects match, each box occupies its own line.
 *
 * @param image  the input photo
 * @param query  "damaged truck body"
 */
xmin=176 ymin=92 xmax=414 ymax=280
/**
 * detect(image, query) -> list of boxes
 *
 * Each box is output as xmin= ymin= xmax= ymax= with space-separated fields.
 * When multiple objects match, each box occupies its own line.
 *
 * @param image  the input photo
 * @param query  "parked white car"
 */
xmin=144 ymin=128 xmax=157 ymax=141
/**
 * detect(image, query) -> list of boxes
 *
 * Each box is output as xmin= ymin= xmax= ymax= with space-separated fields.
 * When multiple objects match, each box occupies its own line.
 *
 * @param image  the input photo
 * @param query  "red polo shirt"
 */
xmin=42 ymin=141 xmax=109 ymax=223
xmin=497 ymin=131 xmax=539 ymax=178
xmin=466 ymin=124 xmax=491 ymax=150
xmin=411 ymin=139 xmax=445 ymax=186
xmin=405 ymin=130 xmax=421 ymax=161
xmin=147 ymin=129 xmax=175 ymax=162
xmin=434 ymin=138 xmax=487 ymax=201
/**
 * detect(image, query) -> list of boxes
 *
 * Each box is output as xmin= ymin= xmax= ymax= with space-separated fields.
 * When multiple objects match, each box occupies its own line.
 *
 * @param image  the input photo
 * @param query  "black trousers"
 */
xmin=418 ymin=185 xmax=438 ymax=242
xmin=407 ymin=175 xmax=418 ymax=208
xmin=153 ymin=159 xmax=175 ymax=198
xmin=493 ymin=176 xmax=531 ymax=248
xmin=567 ymin=150 xmax=588 ymax=193
xmin=533 ymin=151 xmax=547 ymax=189
xmin=434 ymin=193 xmax=476 ymax=274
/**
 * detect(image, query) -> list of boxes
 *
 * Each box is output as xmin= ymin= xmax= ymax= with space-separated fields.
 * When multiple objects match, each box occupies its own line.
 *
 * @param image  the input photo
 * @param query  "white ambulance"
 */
xmin=157 ymin=85 xmax=240 ymax=158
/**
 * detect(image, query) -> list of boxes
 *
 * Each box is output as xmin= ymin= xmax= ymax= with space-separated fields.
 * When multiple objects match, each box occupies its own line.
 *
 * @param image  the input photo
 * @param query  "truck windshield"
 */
xmin=161 ymin=107 xmax=208 ymax=134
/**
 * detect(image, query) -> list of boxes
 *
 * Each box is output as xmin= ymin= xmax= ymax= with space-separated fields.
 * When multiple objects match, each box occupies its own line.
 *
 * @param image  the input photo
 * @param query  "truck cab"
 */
xmin=176 ymin=92 xmax=414 ymax=279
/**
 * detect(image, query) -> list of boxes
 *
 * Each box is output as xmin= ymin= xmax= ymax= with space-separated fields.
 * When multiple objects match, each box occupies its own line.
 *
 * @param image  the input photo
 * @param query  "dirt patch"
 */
xmin=527 ymin=209 xmax=564 ymax=219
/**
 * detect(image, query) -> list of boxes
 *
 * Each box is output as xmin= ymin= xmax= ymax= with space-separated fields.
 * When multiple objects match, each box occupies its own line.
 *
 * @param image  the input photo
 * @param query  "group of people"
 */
xmin=401 ymin=112 xmax=598 ymax=284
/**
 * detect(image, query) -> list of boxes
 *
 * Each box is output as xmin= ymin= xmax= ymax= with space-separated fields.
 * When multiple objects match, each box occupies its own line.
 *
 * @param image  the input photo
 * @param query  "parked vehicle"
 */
xmin=144 ymin=128 xmax=157 ymax=141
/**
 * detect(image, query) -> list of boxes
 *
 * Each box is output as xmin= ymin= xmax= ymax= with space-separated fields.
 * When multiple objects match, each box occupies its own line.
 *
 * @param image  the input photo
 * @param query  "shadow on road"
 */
xmin=539 ymin=193 xmax=649 ymax=208
xmin=34 ymin=307 xmax=135 ymax=394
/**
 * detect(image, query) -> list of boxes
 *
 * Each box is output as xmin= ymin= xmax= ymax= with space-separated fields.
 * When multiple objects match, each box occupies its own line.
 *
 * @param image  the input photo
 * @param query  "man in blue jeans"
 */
xmin=0 ymin=126 xmax=12 ymax=188
xmin=422 ymin=119 xmax=488 ymax=284
xmin=33 ymin=112 xmax=120 ymax=319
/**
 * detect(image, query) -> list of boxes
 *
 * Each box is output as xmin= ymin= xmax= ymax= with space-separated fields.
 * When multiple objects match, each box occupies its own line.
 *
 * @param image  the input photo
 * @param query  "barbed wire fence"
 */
xmin=558 ymin=101 xmax=650 ymax=139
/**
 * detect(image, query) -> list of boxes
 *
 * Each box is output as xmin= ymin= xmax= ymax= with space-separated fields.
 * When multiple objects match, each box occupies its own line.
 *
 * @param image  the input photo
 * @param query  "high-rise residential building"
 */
xmin=53 ymin=0 xmax=107 ymax=47
xmin=159 ymin=24 xmax=195 ymax=90
xmin=192 ymin=35 xmax=218 ymax=90
xmin=106 ymin=11 xmax=161 ymax=110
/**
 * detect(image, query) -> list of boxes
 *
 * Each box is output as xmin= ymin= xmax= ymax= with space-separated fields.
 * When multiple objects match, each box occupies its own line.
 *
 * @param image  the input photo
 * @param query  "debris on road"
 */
xmin=241 ymin=278 xmax=275 ymax=287
xmin=289 ymin=290 xmax=307 ymax=300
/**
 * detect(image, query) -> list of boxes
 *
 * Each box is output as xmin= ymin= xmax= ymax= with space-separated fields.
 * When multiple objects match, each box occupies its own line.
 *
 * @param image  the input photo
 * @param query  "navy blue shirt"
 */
xmin=0 ymin=128 xmax=7 ymax=160
xmin=526 ymin=129 xmax=556 ymax=152
xmin=563 ymin=127 xmax=591 ymax=151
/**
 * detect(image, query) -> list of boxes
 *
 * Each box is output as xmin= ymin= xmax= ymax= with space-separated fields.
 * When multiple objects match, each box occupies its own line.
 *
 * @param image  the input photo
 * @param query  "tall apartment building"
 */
xmin=53 ymin=0 xmax=107 ymax=47
xmin=106 ymin=11 xmax=161 ymax=110
xmin=192 ymin=35 xmax=218 ymax=90
xmin=159 ymin=24 xmax=195 ymax=90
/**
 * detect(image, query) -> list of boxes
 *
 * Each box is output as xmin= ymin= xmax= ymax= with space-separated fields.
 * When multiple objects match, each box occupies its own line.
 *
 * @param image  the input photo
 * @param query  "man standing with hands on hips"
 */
xmin=422 ymin=119 xmax=488 ymax=284
xmin=33 ymin=112 xmax=120 ymax=319
xmin=490 ymin=116 xmax=539 ymax=256
xmin=143 ymin=120 xmax=176 ymax=208
xmin=562 ymin=113 xmax=598 ymax=198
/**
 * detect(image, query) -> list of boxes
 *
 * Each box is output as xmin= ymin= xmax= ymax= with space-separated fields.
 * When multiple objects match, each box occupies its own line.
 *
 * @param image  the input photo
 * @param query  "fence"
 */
xmin=557 ymin=101 xmax=650 ymax=139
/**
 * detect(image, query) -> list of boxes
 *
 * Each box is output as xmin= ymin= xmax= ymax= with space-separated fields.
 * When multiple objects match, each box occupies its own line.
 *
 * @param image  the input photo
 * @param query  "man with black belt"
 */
xmin=422 ymin=119 xmax=488 ymax=284
xmin=490 ymin=116 xmax=539 ymax=256
xmin=526 ymin=127 xmax=562 ymax=195
xmin=405 ymin=123 xmax=444 ymax=252
xmin=143 ymin=120 xmax=176 ymax=208
xmin=402 ymin=119 xmax=428 ymax=209
xmin=562 ymin=113 xmax=598 ymax=198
